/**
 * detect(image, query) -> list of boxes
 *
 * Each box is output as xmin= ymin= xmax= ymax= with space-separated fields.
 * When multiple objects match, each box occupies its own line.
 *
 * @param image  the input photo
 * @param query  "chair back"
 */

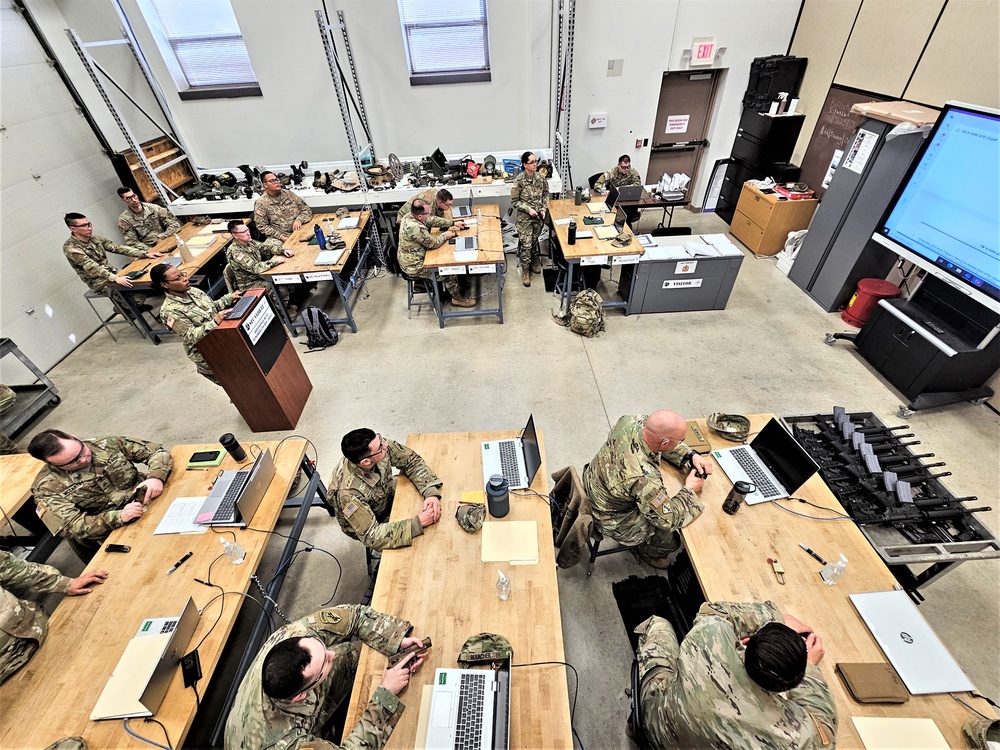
xmin=588 ymin=172 xmax=603 ymax=191
xmin=223 ymin=263 xmax=237 ymax=293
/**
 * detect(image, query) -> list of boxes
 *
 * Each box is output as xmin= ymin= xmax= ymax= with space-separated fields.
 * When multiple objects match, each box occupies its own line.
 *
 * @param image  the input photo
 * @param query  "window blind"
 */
xmin=398 ymin=0 xmax=491 ymax=83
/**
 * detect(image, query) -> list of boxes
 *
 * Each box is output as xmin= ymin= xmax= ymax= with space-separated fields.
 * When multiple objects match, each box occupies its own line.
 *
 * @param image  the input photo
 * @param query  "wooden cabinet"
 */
xmin=730 ymin=182 xmax=817 ymax=256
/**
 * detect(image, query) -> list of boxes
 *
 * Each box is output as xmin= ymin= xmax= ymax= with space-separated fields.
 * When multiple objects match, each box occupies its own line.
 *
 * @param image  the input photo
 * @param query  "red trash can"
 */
xmin=840 ymin=278 xmax=900 ymax=327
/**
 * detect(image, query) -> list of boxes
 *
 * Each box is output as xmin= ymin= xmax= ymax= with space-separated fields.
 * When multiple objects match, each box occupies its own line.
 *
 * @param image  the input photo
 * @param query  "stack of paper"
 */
xmin=481 ymin=520 xmax=538 ymax=565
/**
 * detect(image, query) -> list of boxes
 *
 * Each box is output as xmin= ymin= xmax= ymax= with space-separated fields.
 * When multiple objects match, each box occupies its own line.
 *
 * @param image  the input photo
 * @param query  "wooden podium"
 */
xmin=198 ymin=288 xmax=312 ymax=431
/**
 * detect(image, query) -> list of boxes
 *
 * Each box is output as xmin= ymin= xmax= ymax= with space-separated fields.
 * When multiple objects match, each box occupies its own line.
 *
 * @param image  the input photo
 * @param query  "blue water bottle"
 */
xmin=313 ymin=224 xmax=326 ymax=250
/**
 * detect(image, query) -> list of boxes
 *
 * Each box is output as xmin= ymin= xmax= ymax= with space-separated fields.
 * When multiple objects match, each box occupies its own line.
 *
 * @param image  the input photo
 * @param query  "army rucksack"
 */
xmin=554 ymin=290 xmax=606 ymax=337
xmin=300 ymin=307 xmax=339 ymax=351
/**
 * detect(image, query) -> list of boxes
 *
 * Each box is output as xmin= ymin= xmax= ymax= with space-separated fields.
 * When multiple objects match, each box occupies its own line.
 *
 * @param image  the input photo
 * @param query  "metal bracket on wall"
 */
xmin=552 ymin=0 xmax=577 ymax=196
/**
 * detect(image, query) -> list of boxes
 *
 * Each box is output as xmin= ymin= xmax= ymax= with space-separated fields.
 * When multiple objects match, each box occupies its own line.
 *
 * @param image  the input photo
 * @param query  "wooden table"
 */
xmin=676 ymin=414 xmax=976 ymax=749
xmin=424 ymin=203 xmax=505 ymax=327
xmin=343 ymin=430 xmax=573 ymax=749
xmin=548 ymin=198 xmax=644 ymax=315
xmin=0 ymin=439 xmax=314 ymax=750
xmin=262 ymin=210 xmax=372 ymax=334
xmin=0 ymin=453 xmax=60 ymax=561
xmin=612 ymin=187 xmax=689 ymax=230
xmin=114 ymin=220 xmax=233 ymax=344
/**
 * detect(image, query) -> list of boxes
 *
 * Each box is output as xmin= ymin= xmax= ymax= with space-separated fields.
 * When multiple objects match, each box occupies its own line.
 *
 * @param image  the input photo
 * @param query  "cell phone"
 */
xmin=106 ymin=544 xmax=131 ymax=553
xmin=187 ymin=449 xmax=225 ymax=468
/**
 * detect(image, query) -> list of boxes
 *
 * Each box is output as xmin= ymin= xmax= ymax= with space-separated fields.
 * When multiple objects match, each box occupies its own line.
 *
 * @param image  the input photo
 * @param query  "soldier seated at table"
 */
xmin=329 ymin=428 xmax=443 ymax=551
xmin=635 ymin=601 xmax=837 ymax=749
xmin=28 ymin=430 xmax=172 ymax=561
xmin=396 ymin=187 xmax=463 ymax=225
xmin=116 ymin=186 xmax=181 ymax=250
xmin=226 ymin=220 xmax=306 ymax=321
xmin=582 ymin=410 xmax=712 ymax=568
xmin=254 ymin=170 xmax=312 ymax=243
xmin=397 ymin=199 xmax=476 ymax=308
xmin=0 ymin=550 xmax=108 ymax=685
xmin=225 ymin=604 xmax=427 ymax=750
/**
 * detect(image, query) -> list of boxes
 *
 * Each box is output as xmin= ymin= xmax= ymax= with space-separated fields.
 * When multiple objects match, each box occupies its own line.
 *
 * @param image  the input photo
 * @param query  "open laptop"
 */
xmin=425 ymin=665 xmax=511 ymax=750
xmin=712 ymin=418 xmax=819 ymax=505
xmin=452 ymin=191 xmax=474 ymax=218
xmin=850 ymin=590 xmax=975 ymax=694
xmin=481 ymin=415 xmax=542 ymax=490
xmin=195 ymin=447 xmax=275 ymax=526
xmin=91 ymin=597 xmax=200 ymax=720
xmin=605 ymin=184 xmax=621 ymax=211
xmin=455 ymin=235 xmax=479 ymax=252
xmin=616 ymin=184 xmax=644 ymax=202
xmin=595 ymin=206 xmax=629 ymax=240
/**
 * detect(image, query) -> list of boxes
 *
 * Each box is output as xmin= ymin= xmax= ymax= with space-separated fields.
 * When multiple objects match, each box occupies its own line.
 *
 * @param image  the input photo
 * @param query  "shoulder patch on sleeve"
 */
xmin=343 ymin=501 xmax=359 ymax=519
xmin=651 ymin=491 xmax=667 ymax=509
xmin=164 ymin=316 xmax=175 ymax=329
xmin=318 ymin=610 xmax=342 ymax=625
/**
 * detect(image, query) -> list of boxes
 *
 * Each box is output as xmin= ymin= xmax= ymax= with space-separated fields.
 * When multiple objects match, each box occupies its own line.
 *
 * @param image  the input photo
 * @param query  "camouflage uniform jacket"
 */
xmin=32 ymin=436 xmax=173 ymax=542
xmin=225 ymin=605 xmax=413 ymax=750
xmin=637 ymin=602 xmax=838 ymax=749
xmin=396 ymin=188 xmax=450 ymax=224
xmin=0 ymin=550 xmax=70 ymax=642
xmin=254 ymin=190 xmax=312 ymax=240
xmin=117 ymin=202 xmax=181 ymax=250
xmin=397 ymin=215 xmax=450 ymax=276
xmin=62 ymin=235 xmax=147 ymax=293
xmin=227 ymin=239 xmax=284 ymax=291
xmin=160 ymin=289 xmax=239 ymax=377
xmin=594 ymin=165 xmax=641 ymax=193
xmin=582 ymin=415 xmax=702 ymax=545
xmin=510 ymin=171 xmax=549 ymax=218
xmin=329 ymin=439 xmax=443 ymax=550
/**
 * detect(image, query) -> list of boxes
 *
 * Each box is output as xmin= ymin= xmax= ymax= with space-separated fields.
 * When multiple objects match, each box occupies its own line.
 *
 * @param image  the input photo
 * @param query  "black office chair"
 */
xmin=400 ymin=269 xmax=435 ymax=318
xmin=627 ymin=658 xmax=652 ymax=749
xmin=550 ymin=241 xmax=596 ymax=298
xmin=588 ymin=172 xmax=604 ymax=192
xmin=586 ymin=527 xmax=636 ymax=575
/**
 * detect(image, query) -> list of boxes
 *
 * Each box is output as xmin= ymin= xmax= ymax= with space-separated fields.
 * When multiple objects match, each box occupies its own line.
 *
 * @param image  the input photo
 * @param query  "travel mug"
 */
xmin=219 ymin=433 xmax=247 ymax=462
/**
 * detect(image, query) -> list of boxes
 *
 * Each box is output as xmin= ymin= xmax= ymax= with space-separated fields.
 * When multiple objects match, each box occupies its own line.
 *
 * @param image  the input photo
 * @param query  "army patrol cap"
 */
xmin=611 ymin=231 xmax=633 ymax=248
xmin=458 ymin=633 xmax=513 ymax=666
xmin=455 ymin=504 xmax=486 ymax=533
xmin=42 ymin=739 xmax=87 ymax=750
xmin=964 ymin=718 xmax=1000 ymax=750
xmin=707 ymin=412 xmax=751 ymax=442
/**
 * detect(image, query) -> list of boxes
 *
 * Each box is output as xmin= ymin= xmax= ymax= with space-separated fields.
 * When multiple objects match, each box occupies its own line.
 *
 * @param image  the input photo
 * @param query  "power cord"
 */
xmin=770 ymin=498 xmax=853 ymax=521
xmin=511 ymin=488 xmax=554 ymax=507
xmin=123 ymin=718 xmax=172 ymax=750
xmin=511 ymin=660 xmax=580 ymax=722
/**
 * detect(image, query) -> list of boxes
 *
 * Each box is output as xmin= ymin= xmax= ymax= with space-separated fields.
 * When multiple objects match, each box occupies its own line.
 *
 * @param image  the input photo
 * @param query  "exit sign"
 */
xmin=691 ymin=37 xmax=715 ymax=66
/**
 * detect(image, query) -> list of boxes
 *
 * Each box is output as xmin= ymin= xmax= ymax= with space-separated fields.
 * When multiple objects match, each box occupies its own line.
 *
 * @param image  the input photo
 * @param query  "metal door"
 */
xmin=647 ymin=70 xmax=720 ymax=196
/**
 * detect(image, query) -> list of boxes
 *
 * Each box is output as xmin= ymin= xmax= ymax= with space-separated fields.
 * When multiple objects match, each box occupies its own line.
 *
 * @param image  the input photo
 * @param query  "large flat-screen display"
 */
xmin=873 ymin=102 xmax=1000 ymax=315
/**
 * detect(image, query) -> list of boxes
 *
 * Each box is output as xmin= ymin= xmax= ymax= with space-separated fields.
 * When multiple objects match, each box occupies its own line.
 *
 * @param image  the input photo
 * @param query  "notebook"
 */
xmin=849 ymin=590 xmax=975 ymax=694
xmin=425 ymin=666 xmax=511 ymax=750
xmin=91 ymin=597 xmax=200 ymax=720
xmin=712 ymin=418 xmax=819 ymax=505
xmin=195 ymin=447 xmax=275 ymax=527
xmin=480 ymin=415 xmax=541 ymax=490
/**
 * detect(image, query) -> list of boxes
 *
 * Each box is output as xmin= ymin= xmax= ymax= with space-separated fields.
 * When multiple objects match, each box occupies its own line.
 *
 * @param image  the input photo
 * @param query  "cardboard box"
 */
xmin=850 ymin=100 xmax=939 ymax=127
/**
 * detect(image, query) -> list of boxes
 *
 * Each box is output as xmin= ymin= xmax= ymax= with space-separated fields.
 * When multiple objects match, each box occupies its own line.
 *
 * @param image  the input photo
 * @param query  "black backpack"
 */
xmin=300 ymin=306 xmax=339 ymax=351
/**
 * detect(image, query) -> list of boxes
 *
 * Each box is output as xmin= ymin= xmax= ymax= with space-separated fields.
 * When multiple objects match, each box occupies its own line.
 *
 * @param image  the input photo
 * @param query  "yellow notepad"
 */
xmin=481 ymin=520 xmax=538 ymax=565
xmin=461 ymin=490 xmax=485 ymax=505
xmin=851 ymin=717 xmax=948 ymax=750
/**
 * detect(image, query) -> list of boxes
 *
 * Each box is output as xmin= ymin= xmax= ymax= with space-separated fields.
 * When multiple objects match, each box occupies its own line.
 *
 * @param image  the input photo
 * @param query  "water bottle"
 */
xmin=820 ymin=554 xmax=848 ymax=585
xmin=313 ymin=224 xmax=326 ymax=250
xmin=325 ymin=218 xmax=335 ymax=235
xmin=567 ymin=220 xmax=577 ymax=245
xmin=722 ymin=481 xmax=755 ymax=515
xmin=221 ymin=536 xmax=246 ymax=564
xmin=496 ymin=570 xmax=511 ymax=600
xmin=486 ymin=474 xmax=510 ymax=518
xmin=574 ymin=186 xmax=583 ymax=205
xmin=174 ymin=233 xmax=187 ymax=256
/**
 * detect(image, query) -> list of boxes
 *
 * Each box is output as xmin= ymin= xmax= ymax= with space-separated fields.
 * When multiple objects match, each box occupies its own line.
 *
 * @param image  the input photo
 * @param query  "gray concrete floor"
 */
xmin=18 ymin=209 xmax=999 ymax=748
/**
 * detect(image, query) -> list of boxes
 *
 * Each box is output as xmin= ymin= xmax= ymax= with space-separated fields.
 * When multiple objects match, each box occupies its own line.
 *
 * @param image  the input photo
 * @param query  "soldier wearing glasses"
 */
xmin=225 ymin=219 xmax=301 ymax=319
xmin=253 ymin=171 xmax=312 ymax=243
xmin=329 ymin=429 xmax=444 ymax=551
xmin=62 ymin=212 xmax=162 ymax=296
xmin=28 ymin=430 xmax=172 ymax=561
xmin=583 ymin=410 xmax=712 ymax=568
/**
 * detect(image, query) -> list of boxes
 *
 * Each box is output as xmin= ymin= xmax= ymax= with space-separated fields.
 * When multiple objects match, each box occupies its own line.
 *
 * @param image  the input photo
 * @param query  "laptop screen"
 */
xmin=752 ymin=419 xmax=820 ymax=495
xmin=614 ymin=206 xmax=627 ymax=233
xmin=521 ymin=415 xmax=542 ymax=486
xmin=605 ymin=184 xmax=620 ymax=211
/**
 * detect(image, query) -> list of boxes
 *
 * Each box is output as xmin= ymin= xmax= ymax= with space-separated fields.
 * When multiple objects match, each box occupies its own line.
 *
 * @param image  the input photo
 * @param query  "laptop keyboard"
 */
xmin=210 ymin=471 xmax=250 ymax=522
xmin=731 ymin=447 xmax=779 ymax=497
xmin=497 ymin=440 xmax=521 ymax=486
xmin=160 ymin=619 xmax=178 ymax=635
xmin=454 ymin=672 xmax=487 ymax=750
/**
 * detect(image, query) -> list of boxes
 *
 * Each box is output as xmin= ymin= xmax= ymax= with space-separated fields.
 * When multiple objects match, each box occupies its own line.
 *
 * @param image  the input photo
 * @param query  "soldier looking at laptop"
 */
xmin=583 ymin=410 xmax=712 ymax=568
xmin=329 ymin=428 xmax=444 ymax=551
xmin=397 ymin=199 xmax=476 ymax=308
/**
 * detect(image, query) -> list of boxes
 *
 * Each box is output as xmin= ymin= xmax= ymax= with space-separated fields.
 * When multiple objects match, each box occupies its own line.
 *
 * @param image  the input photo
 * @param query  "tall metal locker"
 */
xmin=788 ymin=116 xmax=932 ymax=311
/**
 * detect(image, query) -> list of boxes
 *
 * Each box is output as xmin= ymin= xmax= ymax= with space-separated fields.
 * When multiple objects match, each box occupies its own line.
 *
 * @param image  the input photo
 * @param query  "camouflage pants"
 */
xmin=635 ymin=616 xmax=680 ymax=749
xmin=407 ymin=266 xmax=462 ymax=298
xmin=597 ymin=516 xmax=681 ymax=569
xmin=515 ymin=214 xmax=543 ymax=270
xmin=0 ymin=631 xmax=39 ymax=685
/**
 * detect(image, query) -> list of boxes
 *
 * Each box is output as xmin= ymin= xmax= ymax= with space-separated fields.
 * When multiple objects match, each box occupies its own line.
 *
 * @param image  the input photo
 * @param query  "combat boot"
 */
xmin=521 ymin=268 xmax=531 ymax=287
xmin=450 ymin=294 xmax=476 ymax=308
xmin=531 ymin=258 xmax=542 ymax=274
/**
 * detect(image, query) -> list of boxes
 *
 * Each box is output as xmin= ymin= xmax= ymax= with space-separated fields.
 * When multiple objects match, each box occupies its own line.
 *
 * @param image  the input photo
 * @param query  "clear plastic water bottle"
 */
xmin=174 ymin=233 xmax=186 ymax=255
xmin=221 ymin=536 xmax=246 ymax=564
xmin=820 ymin=554 xmax=848 ymax=585
xmin=496 ymin=569 xmax=511 ymax=600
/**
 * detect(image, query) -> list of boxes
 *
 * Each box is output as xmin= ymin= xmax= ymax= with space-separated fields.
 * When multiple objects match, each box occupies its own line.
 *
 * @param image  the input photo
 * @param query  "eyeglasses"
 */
xmin=526 ymin=159 xmax=537 ymax=165
xmin=165 ymin=271 xmax=189 ymax=283
xmin=263 ymin=178 xmax=280 ymax=184
xmin=51 ymin=439 xmax=88 ymax=469
xmin=71 ymin=222 xmax=93 ymax=229
xmin=361 ymin=434 xmax=386 ymax=460
xmin=231 ymin=228 xmax=250 ymax=236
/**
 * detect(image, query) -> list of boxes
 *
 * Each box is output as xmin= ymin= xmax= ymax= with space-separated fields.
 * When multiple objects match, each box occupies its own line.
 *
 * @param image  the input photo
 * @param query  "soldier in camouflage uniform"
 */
xmin=226 ymin=220 xmax=301 ymax=317
xmin=583 ymin=411 xmax=713 ymax=568
xmin=593 ymin=154 xmax=642 ymax=194
xmin=510 ymin=151 xmax=549 ymax=286
xmin=116 ymin=187 xmax=181 ymax=250
xmin=396 ymin=187 xmax=462 ymax=225
xmin=397 ymin=200 xmax=476 ymax=308
xmin=62 ymin=212 xmax=161 ymax=297
xmin=28 ymin=430 xmax=172 ymax=561
xmin=330 ymin=428 xmax=443 ymax=551
xmin=151 ymin=263 xmax=241 ymax=385
xmin=0 ymin=550 xmax=108 ymax=684
xmin=225 ymin=604 xmax=428 ymax=750
xmin=636 ymin=601 xmax=837 ymax=749
xmin=254 ymin=171 xmax=313 ymax=242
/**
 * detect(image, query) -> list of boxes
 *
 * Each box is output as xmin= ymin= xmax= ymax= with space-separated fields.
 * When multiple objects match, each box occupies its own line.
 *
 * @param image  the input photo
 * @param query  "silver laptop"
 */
xmin=196 ymin=447 xmax=275 ymax=527
xmin=452 ymin=191 xmax=474 ymax=218
xmin=616 ymin=184 xmax=644 ymax=202
xmin=850 ymin=590 xmax=974 ymax=694
xmin=481 ymin=414 xmax=542 ymax=491
xmin=712 ymin=418 xmax=819 ymax=505
xmin=337 ymin=215 xmax=360 ymax=230
xmin=425 ymin=666 xmax=511 ymax=750
xmin=91 ymin=597 xmax=200 ymax=720
xmin=162 ymin=256 xmax=183 ymax=268
xmin=455 ymin=235 xmax=479 ymax=252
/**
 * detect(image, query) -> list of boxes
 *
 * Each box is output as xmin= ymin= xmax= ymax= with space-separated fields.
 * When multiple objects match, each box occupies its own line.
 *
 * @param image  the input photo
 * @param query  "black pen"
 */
xmin=166 ymin=551 xmax=193 ymax=575
xmin=798 ymin=543 xmax=828 ymax=566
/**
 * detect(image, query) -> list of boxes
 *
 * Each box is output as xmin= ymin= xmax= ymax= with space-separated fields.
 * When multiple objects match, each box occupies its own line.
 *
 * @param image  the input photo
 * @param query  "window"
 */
xmin=398 ymin=0 xmax=491 ymax=85
xmin=142 ymin=0 xmax=260 ymax=99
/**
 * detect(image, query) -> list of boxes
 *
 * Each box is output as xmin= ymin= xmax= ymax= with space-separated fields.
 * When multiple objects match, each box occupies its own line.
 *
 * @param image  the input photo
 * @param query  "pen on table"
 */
xmin=166 ymin=551 xmax=193 ymax=575
xmin=798 ymin=543 xmax=828 ymax=566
